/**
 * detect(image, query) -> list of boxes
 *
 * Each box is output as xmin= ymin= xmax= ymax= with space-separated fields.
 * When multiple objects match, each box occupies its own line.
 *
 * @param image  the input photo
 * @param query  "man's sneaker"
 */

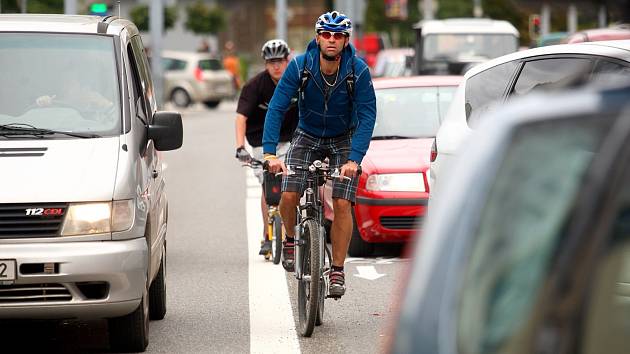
xmin=259 ymin=240 xmax=272 ymax=255
xmin=329 ymin=270 xmax=345 ymax=298
xmin=281 ymin=239 xmax=295 ymax=272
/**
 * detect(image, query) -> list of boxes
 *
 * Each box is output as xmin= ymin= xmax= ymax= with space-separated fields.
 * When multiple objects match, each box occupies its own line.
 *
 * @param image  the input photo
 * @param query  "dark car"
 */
xmin=392 ymin=83 xmax=630 ymax=354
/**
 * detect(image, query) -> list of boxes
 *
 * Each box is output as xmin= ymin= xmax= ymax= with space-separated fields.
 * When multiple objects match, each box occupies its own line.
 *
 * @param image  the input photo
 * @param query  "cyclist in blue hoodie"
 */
xmin=263 ymin=11 xmax=376 ymax=298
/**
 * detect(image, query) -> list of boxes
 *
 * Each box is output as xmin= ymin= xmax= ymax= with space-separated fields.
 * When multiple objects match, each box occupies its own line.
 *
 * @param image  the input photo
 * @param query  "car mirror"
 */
xmin=148 ymin=111 xmax=183 ymax=151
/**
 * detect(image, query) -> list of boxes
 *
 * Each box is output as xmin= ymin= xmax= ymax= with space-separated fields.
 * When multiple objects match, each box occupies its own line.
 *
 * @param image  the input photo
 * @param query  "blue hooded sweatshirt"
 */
xmin=262 ymin=39 xmax=376 ymax=163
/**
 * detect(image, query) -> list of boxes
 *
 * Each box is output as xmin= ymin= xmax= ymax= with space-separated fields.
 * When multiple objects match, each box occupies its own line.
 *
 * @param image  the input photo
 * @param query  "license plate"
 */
xmin=0 ymin=259 xmax=16 ymax=283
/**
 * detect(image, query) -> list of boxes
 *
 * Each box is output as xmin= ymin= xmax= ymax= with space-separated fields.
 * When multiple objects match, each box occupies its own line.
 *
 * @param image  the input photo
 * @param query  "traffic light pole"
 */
xmin=64 ymin=0 xmax=76 ymax=15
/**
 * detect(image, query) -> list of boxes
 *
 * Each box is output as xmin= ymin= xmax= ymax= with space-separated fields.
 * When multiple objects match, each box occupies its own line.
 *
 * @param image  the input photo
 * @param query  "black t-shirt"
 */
xmin=236 ymin=70 xmax=298 ymax=147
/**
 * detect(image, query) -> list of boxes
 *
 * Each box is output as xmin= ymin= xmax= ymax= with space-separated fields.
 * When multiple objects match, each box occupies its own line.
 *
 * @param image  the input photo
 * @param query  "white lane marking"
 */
xmin=353 ymin=266 xmax=386 ymax=281
xmin=246 ymin=171 xmax=301 ymax=354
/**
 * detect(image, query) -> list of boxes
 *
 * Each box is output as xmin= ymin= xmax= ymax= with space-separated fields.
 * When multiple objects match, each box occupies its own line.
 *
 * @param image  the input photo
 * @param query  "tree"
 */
xmin=185 ymin=1 xmax=226 ymax=35
xmin=364 ymin=0 xmax=420 ymax=47
xmin=1 ymin=0 xmax=62 ymax=13
xmin=129 ymin=4 xmax=178 ymax=32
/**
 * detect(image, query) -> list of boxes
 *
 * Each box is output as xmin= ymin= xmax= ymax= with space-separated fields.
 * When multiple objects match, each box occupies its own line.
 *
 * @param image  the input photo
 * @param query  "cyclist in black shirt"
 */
xmin=235 ymin=39 xmax=298 ymax=256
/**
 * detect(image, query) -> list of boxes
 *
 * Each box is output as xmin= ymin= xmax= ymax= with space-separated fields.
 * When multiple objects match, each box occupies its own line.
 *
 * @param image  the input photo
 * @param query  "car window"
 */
xmin=373 ymin=86 xmax=456 ymax=139
xmin=582 ymin=160 xmax=630 ymax=354
xmin=465 ymin=61 xmax=518 ymax=128
xmin=512 ymin=58 xmax=594 ymax=96
xmin=456 ymin=116 xmax=614 ymax=354
xmin=0 ymin=33 xmax=121 ymax=137
xmin=198 ymin=59 xmax=222 ymax=71
xmin=162 ymin=58 xmax=187 ymax=71
xmin=590 ymin=59 xmax=630 ymax=86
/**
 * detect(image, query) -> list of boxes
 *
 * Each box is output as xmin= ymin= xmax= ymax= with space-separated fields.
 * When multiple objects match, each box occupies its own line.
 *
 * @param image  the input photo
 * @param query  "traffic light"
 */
xmin=529 ymin=14 xmax=541 ymax=39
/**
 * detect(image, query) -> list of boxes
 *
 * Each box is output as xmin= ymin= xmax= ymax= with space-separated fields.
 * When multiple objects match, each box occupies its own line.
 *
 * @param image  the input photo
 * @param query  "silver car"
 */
xmin=0 ymin=14 xmax=183 ymax=352
xmin=162 ymin=50 xmax=235 ymax=108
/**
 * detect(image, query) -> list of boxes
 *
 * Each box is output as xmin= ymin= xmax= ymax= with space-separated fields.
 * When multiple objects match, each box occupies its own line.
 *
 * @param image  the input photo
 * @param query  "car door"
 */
xmin=128 ymin=36 xmax=163 ymax=279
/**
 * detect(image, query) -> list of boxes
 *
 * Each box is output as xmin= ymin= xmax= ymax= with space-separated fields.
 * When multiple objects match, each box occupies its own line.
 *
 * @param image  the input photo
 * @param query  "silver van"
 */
xmin=0 ymin=15 xmax=183 ymax=352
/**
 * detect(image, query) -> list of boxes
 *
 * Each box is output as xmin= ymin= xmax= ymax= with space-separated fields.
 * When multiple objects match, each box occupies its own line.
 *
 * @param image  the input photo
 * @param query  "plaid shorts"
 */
xmin=282 ymin=129 xmax=359 ymax=202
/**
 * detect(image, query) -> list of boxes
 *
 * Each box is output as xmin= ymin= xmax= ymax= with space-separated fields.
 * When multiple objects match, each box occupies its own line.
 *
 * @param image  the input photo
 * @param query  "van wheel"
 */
xmin=108 ymin=287 xmax=149 ymax=352
xmin=149 ymin=243 xmax=167 ymax=320
xmin=203 ymin=100 xmax=220 ymax=108
xmin=348 ymin=211 xmax=373 ymax=257
xmin=171 ymin=88 xmax=191 ymax=108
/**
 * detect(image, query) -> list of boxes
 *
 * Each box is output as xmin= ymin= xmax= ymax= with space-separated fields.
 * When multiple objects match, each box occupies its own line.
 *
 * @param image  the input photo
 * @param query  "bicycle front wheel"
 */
xmin=297 ymin=219 xmax=321 ymax=337
xmin=271 ymin=214 xmax=283 ymax=265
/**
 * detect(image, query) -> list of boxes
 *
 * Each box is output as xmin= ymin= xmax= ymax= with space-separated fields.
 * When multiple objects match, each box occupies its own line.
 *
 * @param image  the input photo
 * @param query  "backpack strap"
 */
xmin=345 ymin=56 xmax=356 ymax=103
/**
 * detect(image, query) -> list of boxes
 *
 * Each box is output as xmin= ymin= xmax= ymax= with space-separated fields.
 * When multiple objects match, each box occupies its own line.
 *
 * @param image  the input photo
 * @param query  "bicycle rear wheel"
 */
xmin=297 ymin=219 xmax=321 ymax=337
xmin=271 ymin=214 xmax=283 ymax=265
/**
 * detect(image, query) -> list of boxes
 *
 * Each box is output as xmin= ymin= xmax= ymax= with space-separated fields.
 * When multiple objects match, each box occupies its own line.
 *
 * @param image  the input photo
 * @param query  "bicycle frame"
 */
xmin=293 ymin=161 xmax=333 ymax=281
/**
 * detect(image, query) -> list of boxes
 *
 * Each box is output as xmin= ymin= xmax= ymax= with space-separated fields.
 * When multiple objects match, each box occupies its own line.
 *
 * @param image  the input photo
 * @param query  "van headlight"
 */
xmin=60 ymin=200 xmax=135 ymax=236
xmin=365 ymin=173 xmax=426 ymax=192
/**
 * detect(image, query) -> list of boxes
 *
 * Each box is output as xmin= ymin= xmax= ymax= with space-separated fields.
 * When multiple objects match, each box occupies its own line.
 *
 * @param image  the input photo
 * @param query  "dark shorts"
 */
xmin=282 ymin=129 xmax=359 ymax=202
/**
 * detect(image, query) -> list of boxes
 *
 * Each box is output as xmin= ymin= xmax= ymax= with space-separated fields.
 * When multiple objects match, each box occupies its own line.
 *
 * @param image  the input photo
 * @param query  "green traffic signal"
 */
xmin=90 ymin=3 xmax=108 ymax=15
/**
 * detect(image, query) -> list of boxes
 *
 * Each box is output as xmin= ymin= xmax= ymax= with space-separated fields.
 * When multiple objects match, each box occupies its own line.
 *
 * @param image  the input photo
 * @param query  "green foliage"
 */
xmin=437 ymin=0 xmax=473 ymax=18
xmin=0 ymin=0 xmax=63 ymax=13
xmin=185 ymin=1 xmax=226 ymax=35
xmin=482 ymin=0 xmax=527 ymax=45
xmin=364 ymin=0 xmax=420 ymax=47
xmin=129 ymin=5 xmax=178 ymax=32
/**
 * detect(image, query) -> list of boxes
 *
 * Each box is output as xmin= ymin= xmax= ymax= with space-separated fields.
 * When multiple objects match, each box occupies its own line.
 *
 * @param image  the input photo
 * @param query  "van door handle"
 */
xmin=152 ymin=170 xmax=158 ymax=178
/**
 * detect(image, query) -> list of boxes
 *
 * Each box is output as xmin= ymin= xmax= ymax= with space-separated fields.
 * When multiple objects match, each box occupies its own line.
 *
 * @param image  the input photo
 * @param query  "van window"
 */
xmin=512 ymin=58 xmax=593 ymax=96
xmin=465 ymin=61 xmax=517 ymax=128
xmin=456 ymin=116 xmax=614 ymax=354
xmin=0 ymin=33 xmax=121 ymax=137
xmin=424 ymin=34 xmax=518 ymax=62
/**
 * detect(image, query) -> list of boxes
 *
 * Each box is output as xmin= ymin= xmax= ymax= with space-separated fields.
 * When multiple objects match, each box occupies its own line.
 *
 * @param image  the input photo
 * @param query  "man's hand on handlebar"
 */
xmin=264 ymin=154 xmax=287 ymax=175
xmin=339 ymin=160 xmax=360 ymax=180
xmin=235 ymin=146 xmax=252 ymax=164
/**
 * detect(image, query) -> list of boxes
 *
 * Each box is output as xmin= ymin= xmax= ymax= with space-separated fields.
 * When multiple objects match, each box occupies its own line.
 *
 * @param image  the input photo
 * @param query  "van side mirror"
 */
xmin=148 ymin=111 xmax=183 ymax=151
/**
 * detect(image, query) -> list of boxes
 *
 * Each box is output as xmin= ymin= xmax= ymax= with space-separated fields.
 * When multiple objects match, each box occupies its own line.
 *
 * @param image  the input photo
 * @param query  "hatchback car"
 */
xmin=322 ymin=76 xmax=461 ymax=256
xmin=393 ymin=84 xmax=630 ymax=354
xmin=0 ymin=14 xmax=182 ymax=353
xmin=430 ymin=40 xmax=630 ymax=204
xmin=162 ymin=50 xmax=235 ymax=108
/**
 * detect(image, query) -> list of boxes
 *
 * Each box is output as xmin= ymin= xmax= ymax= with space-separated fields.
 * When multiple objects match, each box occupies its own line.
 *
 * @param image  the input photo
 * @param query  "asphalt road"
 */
xmin=1 ymin=101 xmax=410 ymax=354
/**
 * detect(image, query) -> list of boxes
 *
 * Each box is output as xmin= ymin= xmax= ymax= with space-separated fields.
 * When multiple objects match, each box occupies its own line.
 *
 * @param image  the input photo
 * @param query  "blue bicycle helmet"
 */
xmin=315 ymin=11 xmax=352 ymax=35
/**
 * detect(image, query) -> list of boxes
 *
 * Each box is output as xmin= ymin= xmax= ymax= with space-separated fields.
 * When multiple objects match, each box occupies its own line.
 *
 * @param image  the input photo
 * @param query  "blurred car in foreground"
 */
xmin=392 ymin=84 xmax=630 ymax=354
xmin=323 ymin=76 xmax=462 ymax=256
xmin=566 ymin=27 xmax=630 ymax=44
xmin=162 ymin=50 xmax=235 ymax=108
xmin=430 ymin=40 xmax=630 ymax=205
xmin=373 ymin=48 xmax=414 ymax=78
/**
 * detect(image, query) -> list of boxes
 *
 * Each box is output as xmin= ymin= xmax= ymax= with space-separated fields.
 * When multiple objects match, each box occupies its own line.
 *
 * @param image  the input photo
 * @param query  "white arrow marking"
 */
xmin=354 ymin=266 xmax=386 ymax=280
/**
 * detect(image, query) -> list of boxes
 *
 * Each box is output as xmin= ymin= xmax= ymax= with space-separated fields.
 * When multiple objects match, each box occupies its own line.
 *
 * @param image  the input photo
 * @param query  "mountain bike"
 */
xmin=289 ymin=159 xmax=356 ymax=337
xmin=244 ymin=159 xmax=283 ymax=264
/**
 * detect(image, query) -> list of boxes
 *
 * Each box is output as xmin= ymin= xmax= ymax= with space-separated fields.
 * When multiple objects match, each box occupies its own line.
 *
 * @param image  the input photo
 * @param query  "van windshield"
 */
xmin=0 ymin=33 xmax=121 ymax=137
xmin=423 ymin=34 xmax=518 ymax=62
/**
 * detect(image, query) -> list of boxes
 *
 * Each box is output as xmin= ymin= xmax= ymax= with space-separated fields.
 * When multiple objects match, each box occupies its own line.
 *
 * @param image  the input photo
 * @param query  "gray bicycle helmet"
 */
xmin=261 ymin=39 xmax=290 ymax=60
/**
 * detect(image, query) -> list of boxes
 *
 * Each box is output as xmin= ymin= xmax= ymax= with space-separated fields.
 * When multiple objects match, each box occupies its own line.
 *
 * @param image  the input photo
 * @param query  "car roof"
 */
xmin=162 ymin=50 xmax=220 ymax=60
xmin=464 ymin=40 xmax=630 ymax=79
xmin=413 ymin=18 xmax=519 ymax=36
xmin=0 ymin=14 xmax=136 ymax=37
xmin=373 ymin=75 xmax=463 ymax=89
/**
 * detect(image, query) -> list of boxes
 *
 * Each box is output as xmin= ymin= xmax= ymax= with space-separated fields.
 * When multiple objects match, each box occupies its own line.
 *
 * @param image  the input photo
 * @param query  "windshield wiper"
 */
xmin=0 ymin=123 xmax=101 ymax=139
xmin=371 ymin=135 xmax=412 ymax=140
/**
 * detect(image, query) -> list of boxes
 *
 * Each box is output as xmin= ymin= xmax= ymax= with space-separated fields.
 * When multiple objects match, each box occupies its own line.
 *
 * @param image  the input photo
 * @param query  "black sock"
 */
xmin=285 ymin=236 xmax=295 ymax=243
xmin=332 ymin=265 xmax=344 ymax=272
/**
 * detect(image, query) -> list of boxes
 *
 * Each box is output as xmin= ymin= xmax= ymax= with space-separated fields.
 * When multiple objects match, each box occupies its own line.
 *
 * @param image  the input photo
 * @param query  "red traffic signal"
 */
xmin=529 ymin=14 xmax=541 ymax=39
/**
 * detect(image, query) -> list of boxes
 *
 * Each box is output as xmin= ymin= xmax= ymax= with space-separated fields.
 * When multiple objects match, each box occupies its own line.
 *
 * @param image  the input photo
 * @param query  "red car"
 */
xmin=323 ymin=76 xmax=462 ymax=256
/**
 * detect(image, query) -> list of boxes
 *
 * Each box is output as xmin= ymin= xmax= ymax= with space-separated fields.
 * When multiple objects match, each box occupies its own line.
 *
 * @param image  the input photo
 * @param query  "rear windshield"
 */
xmin=0 ymin=33 xmax=121 ymax=137
xmin=424 ymin=34 xmax=518 ymax=62
xmin=198 ymin=59 xmax=222 ymax=71
xmin=373 ymin=86 xmax=457 ymax=139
